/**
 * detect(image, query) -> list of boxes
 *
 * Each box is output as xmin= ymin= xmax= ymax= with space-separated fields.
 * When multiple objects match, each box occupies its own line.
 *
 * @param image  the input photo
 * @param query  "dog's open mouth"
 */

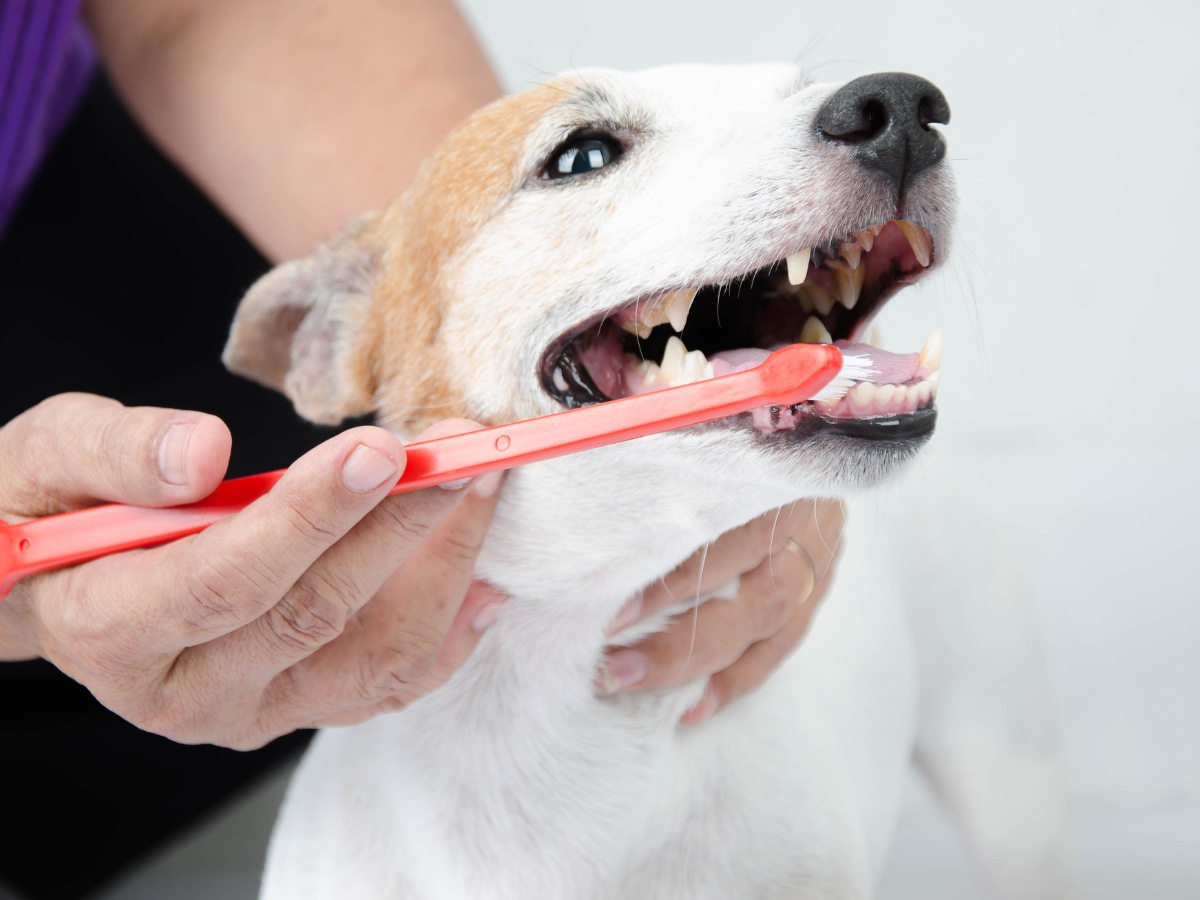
xmin=539 ymin=219 xmax=942 ymax=438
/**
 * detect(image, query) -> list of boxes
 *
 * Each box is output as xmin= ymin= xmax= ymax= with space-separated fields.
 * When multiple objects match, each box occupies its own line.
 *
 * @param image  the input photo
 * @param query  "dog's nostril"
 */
xmin=815 ymin=72 xmax=950 ymax=196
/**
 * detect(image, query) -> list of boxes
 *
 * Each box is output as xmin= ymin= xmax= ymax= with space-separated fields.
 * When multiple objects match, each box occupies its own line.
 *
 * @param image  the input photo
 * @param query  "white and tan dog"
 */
xmin=225 ymin=64 xmax=1069 ymax=899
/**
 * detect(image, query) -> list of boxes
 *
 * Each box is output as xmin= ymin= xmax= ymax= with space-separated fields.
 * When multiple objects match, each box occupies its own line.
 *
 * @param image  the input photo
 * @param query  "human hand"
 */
xmin=0 ymin=394 xmax=505 ymax=749
xmin=597 ymin=499 xmax=846 ymax=724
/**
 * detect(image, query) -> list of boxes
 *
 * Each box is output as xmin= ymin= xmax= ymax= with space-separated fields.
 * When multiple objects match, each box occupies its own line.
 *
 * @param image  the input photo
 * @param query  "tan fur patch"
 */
xmin=365 ymin=85 xmax=566 ymax=436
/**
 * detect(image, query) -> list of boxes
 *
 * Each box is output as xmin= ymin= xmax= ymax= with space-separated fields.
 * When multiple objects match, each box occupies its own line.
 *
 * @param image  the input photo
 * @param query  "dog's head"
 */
xmin=226 ymin=64 xmax=955 ymax=557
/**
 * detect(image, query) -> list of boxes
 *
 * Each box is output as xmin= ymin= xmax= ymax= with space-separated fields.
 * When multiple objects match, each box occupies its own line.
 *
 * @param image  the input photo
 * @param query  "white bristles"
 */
xmin=807 ymin=354 xmax=876 ymax=403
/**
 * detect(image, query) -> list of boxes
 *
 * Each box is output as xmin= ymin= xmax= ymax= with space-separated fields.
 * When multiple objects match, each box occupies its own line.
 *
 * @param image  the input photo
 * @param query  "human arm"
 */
xmin=85 ymin=0 xmax=503 ymax=262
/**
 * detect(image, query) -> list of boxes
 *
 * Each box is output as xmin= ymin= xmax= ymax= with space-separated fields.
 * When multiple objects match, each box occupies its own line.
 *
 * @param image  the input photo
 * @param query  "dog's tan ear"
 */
xmin=223 ymin=216 xmax=381 ymax=425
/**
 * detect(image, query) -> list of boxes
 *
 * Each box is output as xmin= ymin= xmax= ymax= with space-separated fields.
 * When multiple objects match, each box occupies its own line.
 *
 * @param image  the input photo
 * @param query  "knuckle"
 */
xmin=752 ymin=579 xmax=797 ymax=638
xmin=374 ymin=497 xmax=436 ymax=546
xmin=279 ymin=498 xmax=341 ymax=548
xmin=182 ymin=560 xmax=254 ymax=633
xmin=433 ymin=526 xmax=486 ymax=567
xmin=353 ymin=626 xmax=444 ymax=704
xmin=266 ymin=578 xmax=355 ymax=653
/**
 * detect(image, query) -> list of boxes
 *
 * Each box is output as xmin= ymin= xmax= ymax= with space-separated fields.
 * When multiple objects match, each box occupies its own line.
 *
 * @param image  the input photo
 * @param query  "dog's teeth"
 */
xmin=663 ymin=288 xmax=697 ymax=333
xmin=796 ymin=283 xmax=835 ymax=317
xmin=635 ymin=288 xmax=697 ymax=334
xmin=637 ymin=359 xmax=663 ymax=385
xmin=619 ymin=319 xmax=654 ymax=339
xmin=658 ymin=336 xmax=713 ymax=386
xmin=680 ymin=349 xmax=713 ymax=384
xmin=929 ymin=370 xmax=940 ymax=400
xmin=917 ymin=381 xmax=932 ymax=407
xmin=856 ymin=228 xmax=876 ymax=252
xmin=786 ymin=248 xmax=812 ymax=285
xmin=876 ymin=384 xmax=896 ymax=407
xmin=848 ymin=382 xmax=877 ymax=415
xmin=552 ymin=367 xmax=569 ymax=393
xmin=840 ymin=241 xmax=863 ymax=270
xmin=895 ymin=220 xmax=932 ymax=267
xmin=660 ymin=335 xmax=687 ymax=382
xmin=918 ymin=328 xmax=943 ymax=371
xmin=829 ymin=261 xmax=866 ymax=309
xmin=799 ymin=315 xmax=833 ymax=345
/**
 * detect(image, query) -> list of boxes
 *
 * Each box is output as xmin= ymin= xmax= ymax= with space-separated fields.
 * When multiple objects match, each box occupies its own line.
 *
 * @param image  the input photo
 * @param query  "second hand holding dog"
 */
xmin=600 ymin=498 xmax=845 ymax=725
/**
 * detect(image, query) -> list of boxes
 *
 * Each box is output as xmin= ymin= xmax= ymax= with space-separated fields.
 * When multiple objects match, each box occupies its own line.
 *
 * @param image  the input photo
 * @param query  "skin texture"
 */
xmin=0 ymin=0 xmax=845 ymax=744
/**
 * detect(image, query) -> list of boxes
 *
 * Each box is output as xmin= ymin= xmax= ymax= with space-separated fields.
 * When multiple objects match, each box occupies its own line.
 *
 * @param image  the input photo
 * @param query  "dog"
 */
xmin=225 ymin=63 xmax=1069 ymax=899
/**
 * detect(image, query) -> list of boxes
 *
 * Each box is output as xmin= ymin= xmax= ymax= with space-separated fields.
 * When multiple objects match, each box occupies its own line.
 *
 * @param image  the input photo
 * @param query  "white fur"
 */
xmin=234 ymin=64 xmax=1070 ymax=899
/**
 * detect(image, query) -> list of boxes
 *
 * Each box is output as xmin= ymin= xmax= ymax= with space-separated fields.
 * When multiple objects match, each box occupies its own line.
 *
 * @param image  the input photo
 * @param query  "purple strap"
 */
xmin=0 ymin=0 xmax=95 ymax=236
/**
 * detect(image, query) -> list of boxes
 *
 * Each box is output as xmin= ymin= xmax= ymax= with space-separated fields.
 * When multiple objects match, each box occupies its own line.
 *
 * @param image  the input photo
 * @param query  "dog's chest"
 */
xmin=262 ymin=511 xmax=918 ymax=899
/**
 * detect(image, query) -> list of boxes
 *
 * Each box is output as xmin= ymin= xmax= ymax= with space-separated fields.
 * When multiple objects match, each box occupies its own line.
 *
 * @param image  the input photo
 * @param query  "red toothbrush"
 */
xmin=0 ymin=344 xmax=868 ymax=598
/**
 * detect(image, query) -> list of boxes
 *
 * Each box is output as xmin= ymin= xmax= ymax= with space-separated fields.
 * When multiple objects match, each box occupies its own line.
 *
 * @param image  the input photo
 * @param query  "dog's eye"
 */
xmin=543 ymin=135 xmax=622 ymax=180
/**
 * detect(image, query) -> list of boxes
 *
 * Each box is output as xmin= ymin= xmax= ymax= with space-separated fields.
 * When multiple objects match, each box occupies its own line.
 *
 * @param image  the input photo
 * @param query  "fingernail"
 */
xmin=342 ymin=444 xmax=399 ymax=493
xmin=471 ymin=600 xmax=506 ymax=632
xmin=596 ymin=649 xmax=648 ymax=695
xmin=681 ymin=683 xmax=719 ymax=726
xmin=157 ymin=423 xmax=192 ymax=486
xmin=467 ymin=582 xmax=509 ymax=632
xmin=605 ymin=593 xmax=643 ymax=637
xmin=438 ymin=477 xmax=473 ymax=491
xmin=471 ymin=469 xmax=504 ymax=499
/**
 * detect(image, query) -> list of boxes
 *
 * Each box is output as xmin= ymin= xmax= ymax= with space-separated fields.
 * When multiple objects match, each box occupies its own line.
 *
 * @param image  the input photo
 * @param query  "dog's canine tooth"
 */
xmin=799 ymin=315 xmax=833 ymax=345
xmin=829 ymin=260 xmax=866 ymax=309
xmin=840 ymin=241 xmax=863 ymax=270
xmin=619 ymin=318 xmax=654 ymax=339
xmin=660 ymin=335 xmax=688 ymax=382
xmin=634 ymin=287 xmax=696 ymax=334
xmin=856 ymin=228 xmax=876 ymax=252
xmin=786 ymin=248 xmax=812 ymax=285
xmin=895 ymin=220 xmax=933 ymax=267
xmin=918 ymin=328 xmax=943 ymax=371
xmin=664 ymin=288 xmax=698 ymax=333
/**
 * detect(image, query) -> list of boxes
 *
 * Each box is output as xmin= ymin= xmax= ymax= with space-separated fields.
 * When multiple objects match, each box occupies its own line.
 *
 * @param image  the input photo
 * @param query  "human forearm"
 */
xmin=85 ymin=0 xmax=502 ymax=262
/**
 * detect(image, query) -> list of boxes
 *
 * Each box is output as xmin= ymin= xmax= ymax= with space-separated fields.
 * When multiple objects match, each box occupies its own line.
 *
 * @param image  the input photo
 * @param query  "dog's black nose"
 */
xmin=815 ymin=72 xmax=950 ymax=195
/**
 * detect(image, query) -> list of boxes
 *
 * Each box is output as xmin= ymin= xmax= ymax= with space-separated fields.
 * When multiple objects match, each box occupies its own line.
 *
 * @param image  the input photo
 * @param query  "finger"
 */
xmin=0 ymin=393 xmax=231 ymax=518
xmin=681 ymin=586 xmax=822 ymax=726
xmin=681 ymin=506 xmax=845 ymax=726
xmin=611 ymin=503 xmax=810 ymax=636
xmin=21 ymin=424 xmax=404 ymax=706
xmin=297 ymin=579 xmax=508 ymax=731
xmin=252 ymin=467 xmax=506 ymax=731
xmin=598 ymin=541 xmax=815 ymax=695
xmin=185 ymin=426 xmax=504 ymax=698
xmin=112 ymin=425 xmax=408 ymax=652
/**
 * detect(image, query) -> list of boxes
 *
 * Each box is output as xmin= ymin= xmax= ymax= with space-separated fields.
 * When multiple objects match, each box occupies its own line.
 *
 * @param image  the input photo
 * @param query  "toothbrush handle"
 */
xmin=0 ymin=344 xmax=842 ymax=598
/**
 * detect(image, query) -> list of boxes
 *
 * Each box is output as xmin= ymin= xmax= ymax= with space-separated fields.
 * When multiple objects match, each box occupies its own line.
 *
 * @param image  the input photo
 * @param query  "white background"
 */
xmin=90 ymin=1 xmax=1199 ymax=897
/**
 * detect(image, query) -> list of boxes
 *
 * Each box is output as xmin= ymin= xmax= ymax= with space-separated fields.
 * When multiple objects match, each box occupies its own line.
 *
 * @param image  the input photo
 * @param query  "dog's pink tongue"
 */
xmin=833 ymin=341 xmax=920 ymax=385
xmin=709 ymin=344 xmax=919 ymax=386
